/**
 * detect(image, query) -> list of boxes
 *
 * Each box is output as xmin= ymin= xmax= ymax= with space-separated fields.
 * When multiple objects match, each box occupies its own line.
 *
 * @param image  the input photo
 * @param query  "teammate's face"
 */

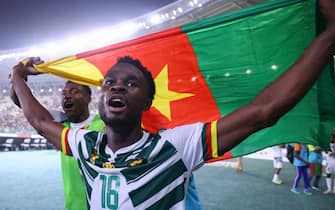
xmin=61 ymin=82 xmax=91 ymax=122
xmin=98 ymin=63 xmax=152 ymax=127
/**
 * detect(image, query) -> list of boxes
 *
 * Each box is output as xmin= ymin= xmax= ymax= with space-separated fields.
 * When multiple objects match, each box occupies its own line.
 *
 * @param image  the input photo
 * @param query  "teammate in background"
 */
xmin=291 ymin=144 xmax=311 ymax=195
xmin=11 ymin=80 xmax=104 ymax=210
xmin=9 ymin=1 xmax=335 ymax=208
xmin=272 ymin=145 xmax=284 ymax=184
xmin=58 ymin=82 xmax=105 ymax=210
xmin=307 ymin=144 xmax=323 ymax=191
xmin=323 ymin=130 xmax=335 ymax=195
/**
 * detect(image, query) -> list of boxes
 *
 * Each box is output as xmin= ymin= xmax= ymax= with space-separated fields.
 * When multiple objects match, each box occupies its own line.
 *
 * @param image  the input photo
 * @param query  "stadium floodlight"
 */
xmin=44 ymin=42 xmax=58 ymax=51
xmin=62 ymin=36 xmax=87 ymax=52
xmin=271 ymin=65 xmax=278 ymax=70
xmin=114 ymin=22 xmax=140 ymax=37
xmin=138 ymin=22 xmax=147 ymax=28
xmin=86 ymin=30 xmax=105 ymax=48
xmin=0 ymin=0 xmax=215 ymax=63
xmin=61 ymin=23 xmax=140 ymax=53
xmin=150 ymin=15 xmax=162 ymax=25
xmin=26 ymin=47 xmax=42 ymax=57
xmin=41 ymin=42 xmax=59 ymax=55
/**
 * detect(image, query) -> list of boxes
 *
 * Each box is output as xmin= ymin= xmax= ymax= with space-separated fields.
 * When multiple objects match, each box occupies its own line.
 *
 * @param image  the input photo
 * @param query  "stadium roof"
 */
xmin=0 ymin=0 xmax=263 ymax=86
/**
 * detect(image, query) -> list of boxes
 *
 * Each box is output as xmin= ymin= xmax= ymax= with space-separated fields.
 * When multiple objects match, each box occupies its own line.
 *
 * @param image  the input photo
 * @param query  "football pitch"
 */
xmin=0 ymin=150 xmax=334 ymax=210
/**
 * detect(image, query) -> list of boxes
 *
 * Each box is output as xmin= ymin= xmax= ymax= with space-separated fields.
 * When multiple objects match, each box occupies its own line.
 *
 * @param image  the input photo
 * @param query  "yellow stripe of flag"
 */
xmin=35 ymin=56 xmax=104 ymax=86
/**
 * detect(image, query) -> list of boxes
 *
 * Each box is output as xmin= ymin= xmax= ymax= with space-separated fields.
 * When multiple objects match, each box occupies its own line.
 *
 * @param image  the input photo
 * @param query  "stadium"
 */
xmin=0 ymin=0 xmax=334 ymax=210
xmin=0 ymin=0 xmax=264 ymax=148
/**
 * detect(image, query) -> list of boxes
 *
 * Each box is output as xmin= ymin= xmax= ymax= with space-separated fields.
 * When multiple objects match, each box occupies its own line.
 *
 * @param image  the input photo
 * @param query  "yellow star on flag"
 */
xmin=152 ymin=64 xmax=194 ymax=120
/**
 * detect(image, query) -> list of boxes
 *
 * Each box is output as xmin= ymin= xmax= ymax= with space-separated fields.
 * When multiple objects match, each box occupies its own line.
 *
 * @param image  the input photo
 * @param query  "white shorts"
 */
xmin=325 ymin=158 xmax=335 ymax=174
xmin=272 ymin=146 xmax=283 ymax=168
xmin=273 ymin=157 xmax=283 ymax=168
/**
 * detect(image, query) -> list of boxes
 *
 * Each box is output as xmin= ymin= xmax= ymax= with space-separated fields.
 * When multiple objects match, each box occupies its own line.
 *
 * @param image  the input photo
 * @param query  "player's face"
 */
xmin=61 ymin=82 xmax=91 ymax=122
xmin=98 ymin=63 xmax=151 ymax=126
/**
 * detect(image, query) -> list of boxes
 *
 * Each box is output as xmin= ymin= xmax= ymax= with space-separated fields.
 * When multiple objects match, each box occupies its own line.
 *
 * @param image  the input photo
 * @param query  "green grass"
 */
xmin=0 ymin=151 xmax=334 ymax=210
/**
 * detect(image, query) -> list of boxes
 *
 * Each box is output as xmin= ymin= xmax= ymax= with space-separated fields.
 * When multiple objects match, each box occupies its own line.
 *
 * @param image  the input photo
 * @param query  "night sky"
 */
xmin=0 ymin=0 xmax=176 ymax=51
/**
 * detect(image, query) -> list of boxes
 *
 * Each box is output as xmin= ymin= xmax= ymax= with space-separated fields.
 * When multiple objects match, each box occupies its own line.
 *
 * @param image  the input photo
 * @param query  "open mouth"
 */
xmin=63 ymin=101 xmax=74 ymax=109
xmin=108 ymin=98 xmax=126 ymax=108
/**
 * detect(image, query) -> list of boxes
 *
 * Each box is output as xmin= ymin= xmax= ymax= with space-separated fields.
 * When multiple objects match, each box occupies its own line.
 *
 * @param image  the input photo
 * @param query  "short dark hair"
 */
xmin=116 ymin=56 xmax=156 ymax=100
xmin=66 ymin=80 xmax=92 ymax=96
xmin=81 ymin=85 xmax=92 ymax=96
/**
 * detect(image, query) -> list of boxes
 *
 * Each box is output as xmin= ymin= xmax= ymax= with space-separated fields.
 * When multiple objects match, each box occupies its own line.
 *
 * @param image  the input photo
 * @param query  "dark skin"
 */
xmin=9 ymin=0 xmax=335 ymax=155
xmin=98 ymin=63 xmax=152 ymax=151
xmin=61 ymin=81 xmax=91 ymax=123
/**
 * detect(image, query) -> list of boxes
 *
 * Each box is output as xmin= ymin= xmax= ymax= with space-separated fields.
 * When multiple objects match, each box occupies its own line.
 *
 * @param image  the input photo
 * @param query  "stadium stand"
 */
xmin=19 ymin=138 xmax=31 ymax=150
xmin=1 ymin=138 xmax=15 ymax=151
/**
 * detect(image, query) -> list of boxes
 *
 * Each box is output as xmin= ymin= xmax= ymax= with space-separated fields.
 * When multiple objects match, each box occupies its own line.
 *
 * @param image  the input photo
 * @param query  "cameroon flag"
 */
xmin=36 ymin=0 xmax=335 ymax=158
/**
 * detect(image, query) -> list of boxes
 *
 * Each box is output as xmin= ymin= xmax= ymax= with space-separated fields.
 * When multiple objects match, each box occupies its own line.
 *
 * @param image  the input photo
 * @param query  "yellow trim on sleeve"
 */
xmin=61 ymin=127 xmax=69 ymax=154
xmin=211 ymin=120 xmax=218 ymax=158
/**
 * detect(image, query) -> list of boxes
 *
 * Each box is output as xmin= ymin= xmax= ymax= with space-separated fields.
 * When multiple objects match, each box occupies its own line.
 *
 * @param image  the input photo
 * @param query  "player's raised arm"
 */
xmin=216 ymin=0 xmax=335 ymax=156
xmin=9 ymin=58 xmax=64 ymax=150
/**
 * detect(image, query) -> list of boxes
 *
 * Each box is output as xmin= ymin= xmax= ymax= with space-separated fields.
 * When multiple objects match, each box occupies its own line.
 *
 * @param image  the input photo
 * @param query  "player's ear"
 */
xmin=143 ymin=98 xmax=152 ymax=111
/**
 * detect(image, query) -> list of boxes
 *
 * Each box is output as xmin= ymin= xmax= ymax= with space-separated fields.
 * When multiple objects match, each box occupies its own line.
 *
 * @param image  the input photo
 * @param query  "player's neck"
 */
xmin=69 ymin=111 xmax=90 ymax=123
xmin=105 ymin=125 xmax=143 ymax=153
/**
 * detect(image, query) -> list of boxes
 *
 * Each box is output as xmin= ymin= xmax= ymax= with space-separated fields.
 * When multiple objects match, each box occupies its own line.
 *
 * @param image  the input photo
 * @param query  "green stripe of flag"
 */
xmin=181 ymin=0 xmax=334 ymax=155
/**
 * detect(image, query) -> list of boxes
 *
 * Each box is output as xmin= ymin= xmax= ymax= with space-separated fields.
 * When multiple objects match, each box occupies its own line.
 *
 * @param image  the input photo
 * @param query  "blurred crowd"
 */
xmin=0 ymin=83 xmax=99 ymax=134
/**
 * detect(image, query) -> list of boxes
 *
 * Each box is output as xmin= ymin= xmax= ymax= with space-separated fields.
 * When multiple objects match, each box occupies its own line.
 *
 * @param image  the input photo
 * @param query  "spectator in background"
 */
xmin=57 ymin=81 xmax=105 ymax=210
xmin=324 ymin=130 xmax=335 ymax=195
xmin=307 ymin=144 xmax=323 ymax=191
xmin=236 ymin=157 xmax=243 ymax=172
xmin=291 ymin=144 xmax=311 ymax=195
xmin=272 ymin=145 xmax=284 ymax=185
